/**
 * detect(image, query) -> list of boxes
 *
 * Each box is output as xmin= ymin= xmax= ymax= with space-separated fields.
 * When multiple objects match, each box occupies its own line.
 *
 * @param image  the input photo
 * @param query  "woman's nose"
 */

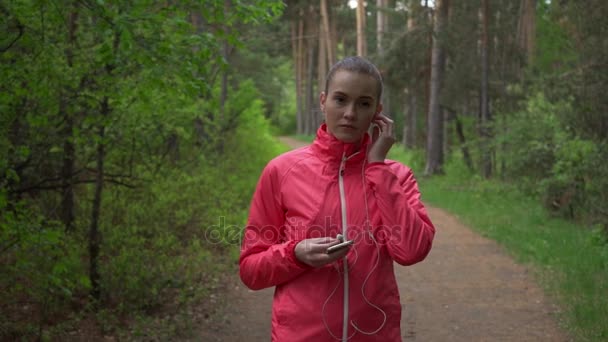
xmin=343 ymin=103 xmax=356 ymax=119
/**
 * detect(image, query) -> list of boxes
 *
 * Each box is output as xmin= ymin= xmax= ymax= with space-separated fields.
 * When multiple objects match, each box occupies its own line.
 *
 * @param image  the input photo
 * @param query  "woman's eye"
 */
xmin=334 ymin=97 xmax=345 ymax=104
xmin=360 ymin=102 xmax=371 ymax=108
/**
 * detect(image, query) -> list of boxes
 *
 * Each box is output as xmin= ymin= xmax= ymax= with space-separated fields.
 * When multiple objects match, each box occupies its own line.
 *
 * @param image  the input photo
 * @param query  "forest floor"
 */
xmin=194 ymin=137 xmax=571 ymax=342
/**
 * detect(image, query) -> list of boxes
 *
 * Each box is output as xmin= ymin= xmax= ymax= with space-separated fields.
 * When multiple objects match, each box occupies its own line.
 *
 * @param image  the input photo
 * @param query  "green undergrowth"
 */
xmin=287 ymin=136 xmax=607 ymax=340
xmin=394 ymin=148 xmax=607 ymax=341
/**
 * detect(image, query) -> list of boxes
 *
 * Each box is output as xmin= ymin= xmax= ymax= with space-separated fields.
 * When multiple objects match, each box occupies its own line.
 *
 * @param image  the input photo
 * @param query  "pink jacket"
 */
xmin=240 ymin=124 xmax=435 ymax=341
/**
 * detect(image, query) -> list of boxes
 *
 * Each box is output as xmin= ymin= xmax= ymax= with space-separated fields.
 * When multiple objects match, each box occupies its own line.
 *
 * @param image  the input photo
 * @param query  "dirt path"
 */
xmin=198 ymin=137 xmax=569 ymax=341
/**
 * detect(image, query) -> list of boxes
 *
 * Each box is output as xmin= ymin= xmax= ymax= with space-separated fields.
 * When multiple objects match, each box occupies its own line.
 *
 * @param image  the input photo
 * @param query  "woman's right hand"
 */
xmin=295 ymin=237 xmax=351 ymax=268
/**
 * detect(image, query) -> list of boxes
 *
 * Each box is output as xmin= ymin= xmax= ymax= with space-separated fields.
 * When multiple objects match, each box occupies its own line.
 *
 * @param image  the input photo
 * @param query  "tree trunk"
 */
xmin=318 ymin=9 xmax=327 ymax=109
xmin=305 ymin=10 xmax=316 ymax=135
xmin=479 ymin=0 xmax=492 ymax=178
xmin=443 ymin=107 xmax=449 ymax=156
xmin=376 ymin=0 xmax=390 ymax=118
xmin=89 ymin=96 xmax=108 ymax=302
xmin=320 ymin=0 xmax=334 ymax=67
xmin=291 ymin=21 xmax=300 ymax=134
xmin=356 ymin=0 xmax=367 ymax=56
xmin=403 ymin=0 xmax=421 ymax=149
xmin=517 ymin=0 xmax=536 ymax=67
xmin=376 ymin=0 xmax=388 ymax=57
xmin=219 ymin=0 xmax=230 ymax=119
xmin=330 ymin=5 xmax=338 ymax=60
xmin=61 ymin=110 xmax=75 ymax=232
xmin=424 ymin=0 xmax=449 ymax=176
xmin=450 ymin=108 xmax=473 ymax=171
xmin=61 ymin=4 xmax=78 ymax=232
xmin=318 ymin=16 xmax=326 ymax=86
xmin=403 ymin=90 xmax=417 ymax=149
xmin=296 ymin=10 xmax=305 ymax=134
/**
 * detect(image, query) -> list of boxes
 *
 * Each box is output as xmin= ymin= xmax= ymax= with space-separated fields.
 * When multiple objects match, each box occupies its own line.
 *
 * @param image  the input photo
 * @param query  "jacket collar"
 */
xmin=311 ymin=123 xmax=370 ymax=166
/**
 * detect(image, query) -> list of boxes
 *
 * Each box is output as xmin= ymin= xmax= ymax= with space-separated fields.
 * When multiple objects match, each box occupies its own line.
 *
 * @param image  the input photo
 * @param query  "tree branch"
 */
xmin=0 ymin=4 xmax=25 ymax=53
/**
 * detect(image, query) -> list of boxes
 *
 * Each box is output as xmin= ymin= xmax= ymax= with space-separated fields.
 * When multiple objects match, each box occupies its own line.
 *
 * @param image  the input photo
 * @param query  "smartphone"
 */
xmin=326 ymin=239 xmax=354 ymax=254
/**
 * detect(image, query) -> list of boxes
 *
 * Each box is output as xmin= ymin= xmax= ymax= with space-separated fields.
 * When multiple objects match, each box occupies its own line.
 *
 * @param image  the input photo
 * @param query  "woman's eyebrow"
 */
xmin=332 ymin=91 xmax=374 ymax=100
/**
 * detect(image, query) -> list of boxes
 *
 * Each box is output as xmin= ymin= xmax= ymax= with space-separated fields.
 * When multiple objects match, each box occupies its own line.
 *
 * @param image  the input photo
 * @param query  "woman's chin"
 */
xmin=334 ymin=132 xmax=362 ymax=143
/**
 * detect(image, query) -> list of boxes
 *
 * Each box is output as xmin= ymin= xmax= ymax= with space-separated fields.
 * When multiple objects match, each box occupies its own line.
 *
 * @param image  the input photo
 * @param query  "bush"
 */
xmin=0 ymin=201 xmax=88 ymax=340
xmin=498 ymin=92 xmax=608 ymax=234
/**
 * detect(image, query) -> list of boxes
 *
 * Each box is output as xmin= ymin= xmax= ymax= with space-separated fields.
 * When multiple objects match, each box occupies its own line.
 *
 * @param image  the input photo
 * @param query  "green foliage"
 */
xmin=498 ymin=92 xmax=572 ymax=190
xmin=411 ymin=162 xmax=608 ymax=341
xmin=387 ymin=145 xmax=425 ymax=174
xmin=0 ymin=204 xmax=87 ymax=339
xmin=535 ymin=2 xmax=578 ymax=74
xmin=1 ymin=0 xmax=285 ymax=339
xmin=495 ymin=91 xmax=608 ymax=230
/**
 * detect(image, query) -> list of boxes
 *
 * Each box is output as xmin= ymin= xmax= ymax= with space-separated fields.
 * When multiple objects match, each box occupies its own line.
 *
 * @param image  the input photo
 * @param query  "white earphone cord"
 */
xmin=320 ymin=155 xmax=387 ymax=340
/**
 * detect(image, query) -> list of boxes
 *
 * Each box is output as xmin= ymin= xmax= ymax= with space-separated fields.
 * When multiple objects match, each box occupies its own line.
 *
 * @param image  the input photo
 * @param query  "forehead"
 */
xmin=328 ymin=70 xmax=379 ymax=100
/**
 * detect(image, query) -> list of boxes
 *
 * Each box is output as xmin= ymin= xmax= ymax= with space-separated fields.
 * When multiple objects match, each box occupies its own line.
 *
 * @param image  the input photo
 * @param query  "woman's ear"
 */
xmin=319 ymin=92 xmax=327 ymax=112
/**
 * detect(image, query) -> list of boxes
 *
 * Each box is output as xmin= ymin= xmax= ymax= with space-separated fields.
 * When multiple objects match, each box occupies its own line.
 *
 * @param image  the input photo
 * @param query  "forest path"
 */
xmin=197 ymin=136 xmax=569 ymax=341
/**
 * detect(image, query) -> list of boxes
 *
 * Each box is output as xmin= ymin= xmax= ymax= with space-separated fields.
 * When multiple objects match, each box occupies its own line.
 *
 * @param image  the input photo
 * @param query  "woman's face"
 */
xmin=320 ymin=70 xmax=382 ymax=143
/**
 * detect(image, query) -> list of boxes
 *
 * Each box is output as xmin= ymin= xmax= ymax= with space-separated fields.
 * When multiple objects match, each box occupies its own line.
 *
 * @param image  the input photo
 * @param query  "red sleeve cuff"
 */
xmin=287 ymin=240 xmax=313 ymax=270
xmin=366 ymin=161 xmax=387 ymax=168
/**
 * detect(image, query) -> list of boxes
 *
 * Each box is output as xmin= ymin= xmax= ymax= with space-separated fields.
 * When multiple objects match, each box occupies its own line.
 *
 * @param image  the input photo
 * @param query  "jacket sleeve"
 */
xmin=239 ymin=161 xmax=311 ymax=290
xmin=365 ymin=162 xmax=435 ymax=266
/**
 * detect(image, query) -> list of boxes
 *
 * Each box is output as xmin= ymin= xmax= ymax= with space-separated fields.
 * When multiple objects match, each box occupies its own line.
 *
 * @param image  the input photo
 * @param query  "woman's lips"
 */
xmin=339 ymin=124 xmax=356 ymax=130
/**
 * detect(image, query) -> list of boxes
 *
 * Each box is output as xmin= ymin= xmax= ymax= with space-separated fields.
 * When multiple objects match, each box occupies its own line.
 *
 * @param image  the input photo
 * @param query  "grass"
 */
xmin=289 ymin=136 xmax=608 ymax=340
xmin=407 ymin=154 xmax=607 ymax=341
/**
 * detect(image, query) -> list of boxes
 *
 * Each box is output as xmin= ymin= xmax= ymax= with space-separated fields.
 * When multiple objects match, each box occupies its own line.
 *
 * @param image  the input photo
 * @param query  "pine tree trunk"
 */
xmin=479 ymin=0 xmax=492 ymax=178
xmin=517 ymin=0 xmax=536 ymax=67
xmin=450 ymin=108 xmax=474 ymax=171
xmin=403 ymin=0 xmax=421 ymax=149
xmin=403 ymin=90 xmax=417 ymax=148
xmin=89 ymin=97 xmax=108 ymax=302
xmin=296 ymin=11 xmax=305 ymax=134
xmin=376 ymin=0 xmax=390 ymax=117
xmin=318 ymin=10 xmax=327 ymax=131
xmin=376 ymin=0 xmax=387 ymax=57
xmin=424 ymin=0 xmax=448 ymax=176
xmin=356 ymin=0 xmax=367 ymax=56
xmin=320 ymin=0 xmax=334 ymax=66
xmin=305 ymin=16 xmax=316 ymax=135
xmin=62 ymin=4 xmax=78 ymax=232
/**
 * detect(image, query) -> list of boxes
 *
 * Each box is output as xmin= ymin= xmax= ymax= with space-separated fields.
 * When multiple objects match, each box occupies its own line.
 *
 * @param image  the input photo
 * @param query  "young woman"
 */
xmin=239 ymin=56 xmax=435 ymax=341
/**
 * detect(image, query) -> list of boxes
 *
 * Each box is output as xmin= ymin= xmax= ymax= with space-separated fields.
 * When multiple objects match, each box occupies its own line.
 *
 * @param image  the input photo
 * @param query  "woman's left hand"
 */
xmin=368 ymin=114 xmax=395 ymax=163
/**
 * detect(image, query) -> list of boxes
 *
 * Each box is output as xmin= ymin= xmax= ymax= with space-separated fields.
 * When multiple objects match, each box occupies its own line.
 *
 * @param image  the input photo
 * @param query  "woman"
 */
xmin=239 ymin=56 xmax=435 ymax=341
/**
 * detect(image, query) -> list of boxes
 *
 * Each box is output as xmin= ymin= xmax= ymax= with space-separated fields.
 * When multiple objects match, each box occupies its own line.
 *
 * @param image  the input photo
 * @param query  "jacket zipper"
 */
xmin=338 ymin=152 xmax=349 ymax=342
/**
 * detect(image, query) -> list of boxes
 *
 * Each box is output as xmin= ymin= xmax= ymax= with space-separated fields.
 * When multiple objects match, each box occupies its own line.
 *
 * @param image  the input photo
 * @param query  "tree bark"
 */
xmin=296 ymin=10 xmax=305 ymax=134
xmin=89 ymin=96 xmax=108 ymax=302
xmin=305 ymin=7 xmax=316 ymax=135
xmin=517 ymin=0 xmax=536 ymax=67
xmin=318 ymin=9 xmax=327 ymax=101
xmin=320 ymin=0 xmax=334 ymax=66
xmin=376 ymin=0 xmax=388 ymax=57
xmin=376 ymin=0 xmax=390 ymax=116
xmin=403 ymin=90 xmax=417 ymax=149
xmin=356 ymin=0 xmax=367 ymax=56
xmin=479 ymin=0 xmax=492 ymax=178
xmin=61 ymin=3 xmax=78 ymax=232
xmin=403 ymin=0 xmax=421 ymax=149
xmin=424 ymin=0 xmax=449 ymax=176
xmin=449 ymin=108 xmax=473 ymax=171
xmin=219 ymin=1 xmax=228 ymax=116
